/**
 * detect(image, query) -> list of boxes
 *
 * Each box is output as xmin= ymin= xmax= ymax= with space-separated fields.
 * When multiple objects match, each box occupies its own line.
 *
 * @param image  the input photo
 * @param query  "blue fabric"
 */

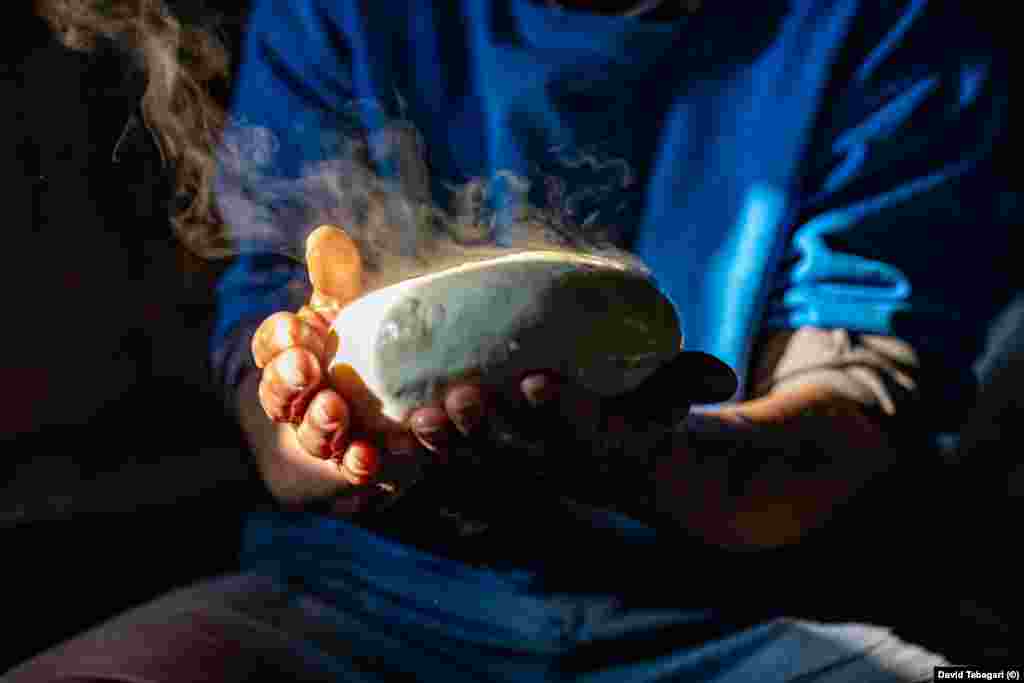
xmin=209 ymin=0 xmax=1011 ymax=673
xmin=211 ymin=0 xmax=1013 ymax=421
xmin=238 ymin=510 xmax=945 ymax=681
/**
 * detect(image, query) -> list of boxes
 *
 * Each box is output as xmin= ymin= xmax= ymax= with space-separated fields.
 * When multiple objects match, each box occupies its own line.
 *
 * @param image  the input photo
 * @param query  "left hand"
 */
xmin=413 ymin=351 xmax=738 ymax=511
xmin=417 ymin=350 xmax=894 ymax=550
xmin=653 ymin=384 xmax=896 ymax=550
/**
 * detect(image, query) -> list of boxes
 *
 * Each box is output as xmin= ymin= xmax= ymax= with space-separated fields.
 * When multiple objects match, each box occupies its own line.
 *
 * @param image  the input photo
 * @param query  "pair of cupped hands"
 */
xmin=248 ymin=225 xmax=739 ymax=516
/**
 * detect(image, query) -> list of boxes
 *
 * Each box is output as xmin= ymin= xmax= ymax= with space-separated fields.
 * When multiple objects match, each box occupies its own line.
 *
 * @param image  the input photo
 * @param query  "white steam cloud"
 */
xmin=215 ymin=107 xmax=650 ymax=294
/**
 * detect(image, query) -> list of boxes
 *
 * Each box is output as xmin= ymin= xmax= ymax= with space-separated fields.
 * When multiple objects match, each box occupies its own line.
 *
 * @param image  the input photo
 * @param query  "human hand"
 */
xmin=245 ymin=225 xmax=566 ymax=513
xmin=526 ymin=350 xmax=737 ymax=512
xmin=653 ymin=384 xmax=894 ymax=549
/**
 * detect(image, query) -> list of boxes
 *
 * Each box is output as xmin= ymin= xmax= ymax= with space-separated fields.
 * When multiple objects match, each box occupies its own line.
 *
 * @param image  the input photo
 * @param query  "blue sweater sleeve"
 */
xmin=209 ymin=0 xmax=358 ymax=405
xmin=766 ymin=2 xmax=1015 ymax=425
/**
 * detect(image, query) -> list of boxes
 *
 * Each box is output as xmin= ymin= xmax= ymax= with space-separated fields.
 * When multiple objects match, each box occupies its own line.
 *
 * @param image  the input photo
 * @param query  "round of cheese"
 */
xmin=326 ymin=250 xmax=682 ymax=431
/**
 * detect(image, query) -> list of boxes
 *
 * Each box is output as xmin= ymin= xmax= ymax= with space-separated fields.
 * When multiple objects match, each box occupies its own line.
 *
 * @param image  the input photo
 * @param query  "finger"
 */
xmin=478 ymin=372 xmax=574 ymax=447
xmin=335 ymin=439 xmax=381 ymax=487
xmin=444 ymin=382 xmax=487 ymax=436
xmin=295 ymin=389 xmax=351 ymax=459
xmin=409 ymin=405 xmax=454 ymax=460
xmin=259 ymin=347 xmax=323 ymax=423
xmin=305 ymin=225 xmax=364 ymax=316
xmin=375 ymin=430 xmax=428 ymax=497
xmin=252 ymin=311 xmax=327 ymax=369
xmin=296 ymin=305 xmax=332 ymax=336
xmin=491 ymin=372 xmax=566 ymax=444
xmin=617 ymin=352 xmax=736 ymax=424
xmin=520 ymin=372 xmax=561 ymax=407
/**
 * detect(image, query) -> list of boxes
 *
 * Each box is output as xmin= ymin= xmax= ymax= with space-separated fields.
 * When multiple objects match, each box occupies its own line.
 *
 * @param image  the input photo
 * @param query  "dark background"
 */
xmin=2 ymin=0 xmax=262 ymax=669
xmin=2 ymin=0 xmax=1018 ymax=670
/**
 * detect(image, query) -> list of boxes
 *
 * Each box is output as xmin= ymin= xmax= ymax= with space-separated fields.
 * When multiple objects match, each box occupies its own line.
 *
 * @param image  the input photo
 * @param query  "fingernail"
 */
xmin=452 ymin=402 xmax=483 ymax=434
xmin=343 ymin=441 xmax=379 ymax=478
xmin=315 ymin=401 xmax=342 ymax=429
xmin=522 ymin=375 xmax=559 ymax=406
xmin=415 ymin=425 xmax=450 ymax=450
xmin=411 ymin=410 xmax=445 ymax=433
xmin=279 ymin=356 xmax=310 ymax=389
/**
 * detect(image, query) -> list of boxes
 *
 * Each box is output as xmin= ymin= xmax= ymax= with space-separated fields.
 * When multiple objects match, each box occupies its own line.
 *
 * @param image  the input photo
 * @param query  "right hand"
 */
xmin=244 ymin=225 xmax=566 ymax=514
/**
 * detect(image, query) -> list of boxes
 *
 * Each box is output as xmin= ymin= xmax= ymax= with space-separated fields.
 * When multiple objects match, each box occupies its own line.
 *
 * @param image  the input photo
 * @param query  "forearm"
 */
xmin=655 ymin=382 xmax=895 ymax=550
xmin=714 ymin=381 xmax=887 ymax=443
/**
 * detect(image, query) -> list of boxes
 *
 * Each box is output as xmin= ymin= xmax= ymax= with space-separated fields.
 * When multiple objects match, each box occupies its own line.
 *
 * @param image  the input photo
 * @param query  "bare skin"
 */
xmin=246 ymin=226 xmax=588 ymax=507
xmin=242 ymin=225 xmax=894 ymax=548
xmin=657 ymin=384 xmax=893 ymax=549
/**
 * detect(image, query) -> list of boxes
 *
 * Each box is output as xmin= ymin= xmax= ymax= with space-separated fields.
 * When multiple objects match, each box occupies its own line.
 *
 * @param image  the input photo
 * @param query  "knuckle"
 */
xmin=262 ymin=362 xmax=295 ymax=398
xmin=311 ymin=390 xmax=348 ymax=428
xmin=265 ymin=311 xmax=296 ymax=339
xmin=300 ymin=400 xmax=325 ymax=433
xmin=268 ymin=310 xmax=297 ymax=329
xmin=296 ymin=423 xmax=331 ymax=459
xmin=273 ymin=314 xmax=304 ymax=349
xmin=263 ymin=401 xmax=288 ymax=422
xmin=270 ymin=347 xmax=322 ymax=391
xmin=253 ymin=311 xmax=299 ymax=367
xmin=315 ymin=440 xmax=336 ymax=459
xmin=290 ymin=316 xmax=325 ymax=353
xmin=445 ymin=391 xmax=484 ymax=433
xmin=445 ymin=381 xmax=483 ymax=405
xmin=258 ymin=377 xmax=284 ymax=417
xmin=268 ymin=313 xmax=327 ymax=359
xmin=267 ymin=405 xmax=290 ymax=423
xmin=297 ymin=306 xmax=331 ymax=336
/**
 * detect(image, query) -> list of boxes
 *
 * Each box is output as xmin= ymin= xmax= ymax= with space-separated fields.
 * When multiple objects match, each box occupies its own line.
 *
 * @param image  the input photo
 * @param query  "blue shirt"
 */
xmin=212 ymin=0 xmax=1013 ymax=430
xmin=208 ymin=0 xmax=1013 ymax=665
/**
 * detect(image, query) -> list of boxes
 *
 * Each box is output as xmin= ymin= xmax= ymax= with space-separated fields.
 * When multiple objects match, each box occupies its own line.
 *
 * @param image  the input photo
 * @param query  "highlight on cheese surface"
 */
xmin=325 ymin=249 xmax=682 ymax=430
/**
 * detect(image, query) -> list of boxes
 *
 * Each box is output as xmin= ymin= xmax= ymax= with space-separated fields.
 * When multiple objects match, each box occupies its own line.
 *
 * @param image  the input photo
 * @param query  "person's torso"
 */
xmin=234 ymin=0 xmax=1013 ymax=604
xmin=256 ymin=0 xmax=876 ymax=398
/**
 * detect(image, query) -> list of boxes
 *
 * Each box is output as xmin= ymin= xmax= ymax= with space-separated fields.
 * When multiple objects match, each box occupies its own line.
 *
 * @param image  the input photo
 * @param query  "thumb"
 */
xmin=610 ymin=351 xmax=738 ymax=426
xmin=305 ymin=225 xmax=364 ymax=320
xmin=652 ymin=351 xmax=738 ymax=407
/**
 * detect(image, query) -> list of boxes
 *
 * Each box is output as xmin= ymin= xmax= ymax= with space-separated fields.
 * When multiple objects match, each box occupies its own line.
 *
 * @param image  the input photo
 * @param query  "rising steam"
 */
xmin=215 ymin=107 xmax=650 ymax=295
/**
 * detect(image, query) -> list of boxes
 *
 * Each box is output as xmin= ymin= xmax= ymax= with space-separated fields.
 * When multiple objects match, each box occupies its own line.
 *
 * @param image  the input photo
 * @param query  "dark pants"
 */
xmin=6 ymin=509 xmax=946 ymax=683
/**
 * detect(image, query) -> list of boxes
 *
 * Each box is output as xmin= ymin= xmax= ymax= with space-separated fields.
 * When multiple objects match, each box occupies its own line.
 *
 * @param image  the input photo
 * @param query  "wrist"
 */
xmin=655 ymin=385 xmax=892 ymax=550
xmin=709 ymin=383 xmax=886 ymax=448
